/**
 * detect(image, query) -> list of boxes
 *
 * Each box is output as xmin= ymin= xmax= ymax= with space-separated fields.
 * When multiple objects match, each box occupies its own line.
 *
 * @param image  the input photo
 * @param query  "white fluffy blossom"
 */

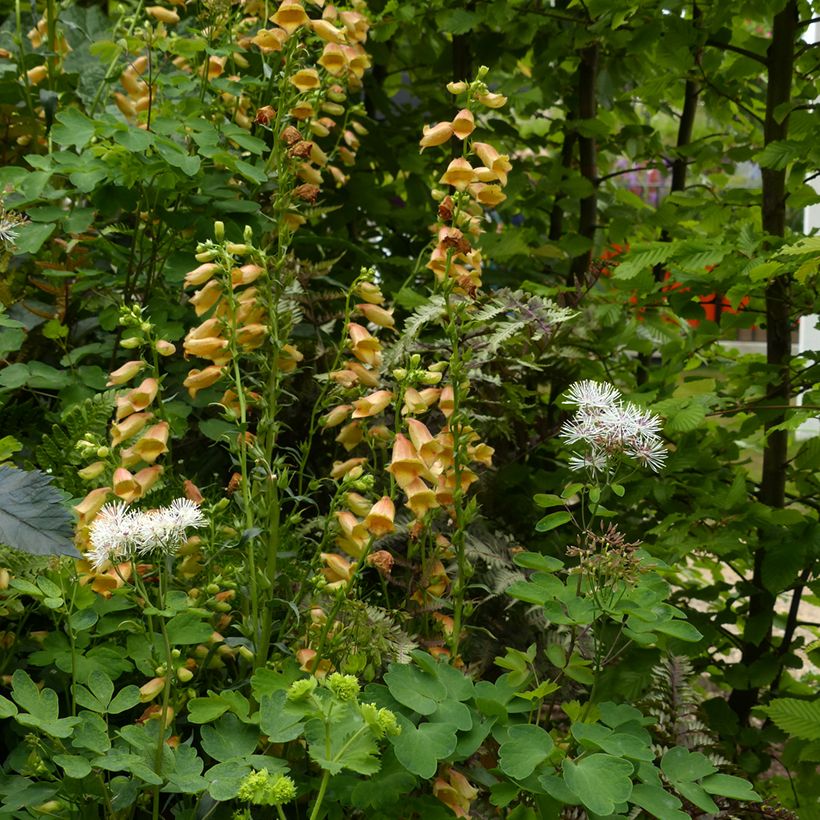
xmin=560 ymin=380 xmax=667 ymax=474
xmin=87 ymin=499 xmax=206 ymax=570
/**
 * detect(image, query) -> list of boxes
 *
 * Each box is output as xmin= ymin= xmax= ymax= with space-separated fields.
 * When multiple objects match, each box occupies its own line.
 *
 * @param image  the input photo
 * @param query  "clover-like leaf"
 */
xmin=498 ymin=724 xmax=554 ymax=779
xmin=562 ymin=753 xmax=634 ymax=816
xmin=390 ymin=715 xmax=458 ymax=778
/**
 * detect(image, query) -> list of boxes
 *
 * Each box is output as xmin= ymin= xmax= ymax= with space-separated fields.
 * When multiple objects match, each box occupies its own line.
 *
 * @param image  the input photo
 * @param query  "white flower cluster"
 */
xmin=560 ymin=380 xmax=667 ymax=474
xmin=87 ymin=499 xmax=206 ymax=570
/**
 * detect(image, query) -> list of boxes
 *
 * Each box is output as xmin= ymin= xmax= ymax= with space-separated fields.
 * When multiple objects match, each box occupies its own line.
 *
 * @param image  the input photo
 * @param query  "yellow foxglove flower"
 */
xmin=183 ymin=365 xmax=224 ymax=399
xmin=439 ymin=158 xmax=476 ymax=191
xmin=406 ymin=418 xmax=443 ymax=463
xmin=335 ymin=420 xmax=363 ymax=451
xmin=419 ymin=121 xmax=453 ymax=151
xmin=357 ymin=303 xmax=394 ymax=329
xmin=346 ymin=361 xmax=380 ymax=387
xmin=189 ymin=279 xmax=223 ymax=316
xmin=388 ymin=433 xmax=424 ymax=489
xmin=231 ymin=264 xmax=264 ymax=288
xmin=146 ymin=6 xmax=179 ymax=24
xmin=312 ymin=18 xmax=346 ymax=42
xmin=110 ymin=411 xmax=152 ymax=448
xmin=439 ymin=385 xmax=455 ymax=419
xmin=404 ymin=477 xmax=438 ymax=518
xmin=476 ymin=91 xmax=507 ymax=108
xmin=364 ymin=496 xmax=395 ymax=536
xmin=318 ymin=43 xmax=347 ymax=75
xmin=348 ymin=322 xmax=381 ymax=366
xmin=252 ymin=27 xmax=288 ymax=51
xmin=354 ymin=281 xmax=384 ymax=304
xmin=277 ymin=343 xmax=304 ymax=373
xmin=472 ymin=142 xmax=512 ymax=185
xmin=345 ymin=492 xmax=372 ymax=517
xmin=450 ymin=108 xmax=475 ymax=140
xmin=113 ymin=467 xmax=141 ymax=502
xmin=289 ymin=68 xmax=321 ymax=92
xmin=321 ymin=404 xmax=353 ymax=428
xmin=132 ymin=422 xmax=170 ymax=463
xmin=471 ymin=183 xmax=506 ymax=207
xmin=330 ymin=457 xmax=366 ymax=480
xmin=236 ymin=323 xmax=267 ymax=350
xmin=134 ymin=465 xmax=163 ymax=495
xmin=127 ymin=378 xmax=159 ymax=412
xmin=270 ymin=0 xmax=309 ymax=34
xmin=74 ymin=487 xmax=111 ymax=524
xmin=351 ymin=389 xmax=393 ymax=419
xmin=107 ymin=360 xmax=145 ymax=386
xmin=78 ymin=461 xmax=106 ymax=481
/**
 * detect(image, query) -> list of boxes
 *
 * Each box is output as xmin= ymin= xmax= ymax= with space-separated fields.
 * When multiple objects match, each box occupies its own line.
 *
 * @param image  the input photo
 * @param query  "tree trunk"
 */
xmin=569 ymin=42 xmax=598 ymax=287
xmin=728 ymin=0 xmax=798 ymax=724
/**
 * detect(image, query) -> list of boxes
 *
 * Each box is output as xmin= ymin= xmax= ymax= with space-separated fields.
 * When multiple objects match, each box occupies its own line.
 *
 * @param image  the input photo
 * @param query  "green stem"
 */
xmin=309 ymin=770 xmax=331 ymax=820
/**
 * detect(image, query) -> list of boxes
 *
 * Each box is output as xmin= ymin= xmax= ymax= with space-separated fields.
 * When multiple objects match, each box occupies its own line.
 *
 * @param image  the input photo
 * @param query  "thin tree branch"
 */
xmin=706 ymin=38 xmax=767 ymax=65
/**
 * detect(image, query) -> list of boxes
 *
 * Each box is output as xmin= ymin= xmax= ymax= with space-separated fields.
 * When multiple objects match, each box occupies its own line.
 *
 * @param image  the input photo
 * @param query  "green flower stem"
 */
xmin=308 ymin=769 xmax=331 ymax=820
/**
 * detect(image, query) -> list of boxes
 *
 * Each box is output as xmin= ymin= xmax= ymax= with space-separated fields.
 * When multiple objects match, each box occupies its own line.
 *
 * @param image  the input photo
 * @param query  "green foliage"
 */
xmin=0 ymin=465 xmax=77 ymax=556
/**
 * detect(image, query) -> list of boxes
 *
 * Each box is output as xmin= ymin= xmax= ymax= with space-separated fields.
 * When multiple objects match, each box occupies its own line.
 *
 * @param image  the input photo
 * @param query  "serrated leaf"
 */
xmin=761 ymin=698 xmax=820 ymax=740
xmin=304 ymin=706 xmax=380 ymax=775
xmin=614 ymin=243 xmax=672 ymax=280
xmin=0 ymin=466 xmax=77 ymax=556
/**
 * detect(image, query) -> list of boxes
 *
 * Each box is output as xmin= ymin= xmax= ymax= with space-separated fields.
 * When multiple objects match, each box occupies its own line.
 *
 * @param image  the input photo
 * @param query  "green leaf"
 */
xmin=700 ymin=773 xmax=760 ymax=802
xmin=200 ymin=713 xmax=258 ymax=762
xmin=614 ymin=243 xmax=672 ymax=280
xmin=630 ymin=784 xmax=689 ymax=820
xmin=654 ymin=619 xmax=703 ymax=642
xmin=391 ymin=716 xmax=458 ymax=778
xmin=52 ymin=108 xmax=96 ymax=149
xmin=71 ymin=711 xmax=111 ymax=754
xmin=13 ymin=222 xmax=55 ymax=254
xmin=760 ymin=699 xmax=820 ymax=741
xmin=535 ymin=511 xmax=572 ymax=532
xmin=436 ymin=8 xmax=479 ymax=34
xmin=533 ymin=494 xmax=565 ymax=509
xmin=188 ymin=696 xmax=231 ymax=725
xmin=304 ymin=706 xmax=380 ymax=775
xmin=12 ymin=670 xmax=80 ymax=738
xmin=259 ymin=690 xmax=305 ymax=742
xmin=498 ymin=724 xmax=554 ymax=779
xmin=384 ymin=662 xmax=446 ymax=715
xmin=164 ymin=745 xmax=208 ymax=794
xmin=0 ymin=694 xmax=18 ymax=718
xmin=661 ymin=747 xmax=716 ymax=783
xmin=166 ymin=612 xmax=213 ymax=645
xmin=674 ymin=780 xmax=719 ymax=814
xmin=513 ymin=551 xmax=564 ymax=572
xmin=53 ymin=753 xmax=93 ymax=779
xmin=108 ymin=686 xmax=141 ymax=714
xmin=0 ymin=466 xmax=77 ymax=556
xmin=562 ymin=754 xmax=633 ymax=816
